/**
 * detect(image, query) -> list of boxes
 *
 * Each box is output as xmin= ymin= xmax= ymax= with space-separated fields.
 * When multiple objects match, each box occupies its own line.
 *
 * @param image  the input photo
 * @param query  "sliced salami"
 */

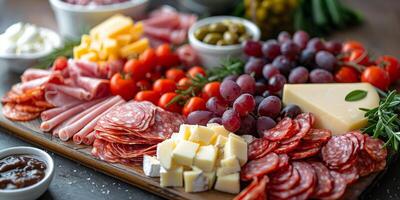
xmin=345 ymin=132 xmax=360 ymax=158
xmin=336 ymin=165 xmax=359 ymax=184
xmin=364 ymin=136 xmax=387 ymax=162
xmin=233 ymin=177 xmax=259 ymax=200
xmin=2 ymin=103 xmax=40 ymax=121
xmin=289 ymin=147 xmax=320 ymax=160
xmin=302 ymin=128 xmax=332 ymax=143
xmin=271 ymin=164 xmax=293 ymax=184
xmin=280 ymin=113 xmax=312 ymax=145
xmin=321 ymin=135 xmax=353 ymax=168
xmin=319 ymin=171 xmax=346 ymax=200
xmin=241 ymin=152 xmax=279 ymax=181
xmin=352 ymin=131 xmax=365 ymax=150
xmin=277 ymin=154 xmax=290 ymax=169
xmin=374 ymin=159 xmax=387 ymax=172
xmin=274 ymin=140 xmax=301 ymax=154
xmin=296 ymin=140 xmax=323 ymax=151
xmin=248 ymin=138 xmax=277 ymax=161
xmin=263 ymin=117 xmax=296 ymax=141
xmin=310 ymin=162 xmax=333 ymax=198
xmin=356 ymin=151 xmax=376 ymax=176
xmin=270 ymin=165 xmax=300 ymax=191
xmin=237 ymin=176 xmax=269 ymax=200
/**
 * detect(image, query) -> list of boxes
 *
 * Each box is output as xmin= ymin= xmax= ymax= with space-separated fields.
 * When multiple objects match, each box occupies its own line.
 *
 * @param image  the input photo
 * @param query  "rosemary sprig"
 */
xmin=33 ymin=38 xmax=80 ymax=69
xmin=362 ymin=90 xmax=400 ymax=151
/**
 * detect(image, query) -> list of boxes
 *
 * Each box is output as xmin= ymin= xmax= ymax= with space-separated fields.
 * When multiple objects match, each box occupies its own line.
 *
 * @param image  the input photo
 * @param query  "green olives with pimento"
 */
xmin=194 ymin=20 xmax=251 ymax=46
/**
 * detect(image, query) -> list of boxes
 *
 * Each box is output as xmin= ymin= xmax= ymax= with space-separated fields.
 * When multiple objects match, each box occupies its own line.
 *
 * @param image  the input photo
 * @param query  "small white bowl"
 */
xmin=0 ymin=28 xmax=62 ymax=74
xmin=49 ymin=0 xmax=149 ymax=39
xmin=189 ymin=16 xmax=260 ymax=69
xmin=0 ymin=147 xmax=55 ymax=200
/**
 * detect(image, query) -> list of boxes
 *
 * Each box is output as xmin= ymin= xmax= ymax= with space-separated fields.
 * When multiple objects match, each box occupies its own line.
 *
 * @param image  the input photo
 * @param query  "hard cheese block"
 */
xmin=282 ymin=83 xmax=379 ymax=135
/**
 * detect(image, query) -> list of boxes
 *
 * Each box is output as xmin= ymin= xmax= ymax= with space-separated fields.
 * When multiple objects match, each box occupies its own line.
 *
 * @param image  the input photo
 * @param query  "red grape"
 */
xmin=263 ymin=64 xmax=280 ymax=80
xmin=281 ymin=104 xmax=302 ymax=118
xmin=233 ymin=94 xmax=255 ymax=116
xmin=258 ymin=96 xmax=281 ymax=118
xmin=307 ymin=38 xmax=325 ymax=52
xmin=293 ymin=30 xmax=309 ymax=50
xmin=288 ymin=66 xmax=309 ymax=83
xmin=208 ymin=117 xmax=222 ymax=125
xmin=236 ymin=74 xmax=256 ymax=94
xmin=278 ymin=31 xmax=291 ymax=43
xmin=272 ymin=55 xmax=294 ymax=75
xmin=243 ymin=40 xmax=263 ymax=57
xmin=299 ymin=48 xmax=316 ymax=67
xmin=281 ymin=41 xmax=300 ymax=58
xmin=206 ymin=97 xmax=228 ymax=116
xmin=315 ymin=51 xmax=337 ymax=71
xmin=255 ymin=81 xmax=268 ymax=95
xmin=325 ymin=40 xmax=342 ymax=55
xmin=254 ymin=96 xmax=264 ymax=109
xmin=220 ymin=80 xmax=242 ymax=102
xmin=223 ymin=74 xmax=239 ymax=82
xmin=309 ymin=69 xmax=334 ymax=83
xmin=187 ymin=111 xmax=214 ymax=126
xmin=237 ymin=115 xmax=256 ymax=135
xmin=245 ymin=58 xmax=265 ymax=78
xmin=268 ymin=74 xmax=286 ymax=93
xmin=257 ymin=116 xmax=276 ymax=137
xmin=222 ymin=109 xmax=241 ymax=132
xmin=262 ymin=40 xmax=281 ymax=60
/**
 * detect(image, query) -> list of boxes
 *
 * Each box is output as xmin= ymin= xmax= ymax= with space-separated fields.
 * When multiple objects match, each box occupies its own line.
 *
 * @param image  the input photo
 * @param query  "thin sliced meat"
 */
xmin=263 ymin=117 xmax=295 ymax=141
xmin=356 ymin=151 xmax=376 ymax=176
xmin=321 ymin=135 xmax=353 ymax=168
xmin=310 ymin=162 xmax=333 ymax=198
xmin=277 ymin=154 xmax=290 ymax=169
xmin=233 ymin=177 xmax=259 ymax=200
xmin=302 ymin=128 xmax=332 ymax=143
xmin=319 ymin=171 xmax=346 ymax=200
xmin=83 ymin=131 xmax=96 ymax=145
xmin=45 ymin=87 xmax=84 ymax=107
xmin=143 ymin=12 xmax=180 ymax=29
xmin=274 ymin=140 xmax=300 ymax=154
xmin=248 ymin=139 xmax=277 ymax=160
xmin=271 ymin=164 xmax=293 ymax=184
xmin=240 ymin=152 xmax=279 ymax=181
xmin=74 ymin=76 xmax=110 ymax=99
xmin=241 ymin=176 xmax=269 ymax=200
xmin=280 ymin=113 xmax=312 ymax=145
xmin=144 ymin=26 xmax=187 ymax=45
xmin=270 ymin=165 xmax=301 ymax=191
xmin=14 ymin=104 xmax=46 ymax=113
xmin=41 ymin=101 xmax=81 ymax=121
xmin=46 ymin=83 xmax=92 ymax=101
xmin=336 ymin=165 xmax=359 ymax=184
xmin=18 ymin=72 xmax=64 ymax=92
xmin=289 ymin=146 xmax=320 ymax=160
xmin=21 ymin=68 xmax=52 ymax=82
xmin=364 ymin=136 xmax=387 ymax=162
xmin=2 ymin=103 xmax=40 ymax=121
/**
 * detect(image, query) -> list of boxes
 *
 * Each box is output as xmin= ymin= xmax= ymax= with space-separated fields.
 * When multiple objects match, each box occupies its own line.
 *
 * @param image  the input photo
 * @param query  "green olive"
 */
xmin=208 ymin=23 xmax=227 ymax=33
xmin=203 ymin=33 xmax=222 ymax=45
xmin=223 ymin=31 xmax=238 ymax=45
xmin=216 ymin=40 xmax=227 ymax=46
xmin=239 ymin=33 xmax=252 ymax=43
xmin=194 ymin=27 xmax=208 ymax=41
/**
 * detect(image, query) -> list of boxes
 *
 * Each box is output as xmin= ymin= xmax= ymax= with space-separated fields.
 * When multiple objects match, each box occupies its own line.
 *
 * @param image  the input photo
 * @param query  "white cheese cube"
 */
xmin=143 ymin=155 xmax=160 ymax=177
xmin=220 ymin=156 xmax=240 ymax=174
xmin=193 ymin=145 xmax=217 ymax=172
xmin=207 ymin=123 xmax=230 ymax=137
xmin=214 ymin=173 xmax=240 ymax=194
xmin=178 ymin=124 xmax=191 ymax=141
xmin=183 ymin=170 xmax=209 ymax=192
xmin=224 ymin=133 xmax=248 ymax=166
xmin=172 ymin=140 xmax=200 ymax=167
xmin=213 ymin=135 xmax=228 ymax=148
xmin=189 ymin=125 xmax=216 ymax=145
xmin=204 ymin=171 xmax=216 ymax=190
xmin=157 ymin=139 xmax=176 ymax=170
xmin=170 ymin=132 xmax=179 ymax=141
xmin=160 ymin=166 xmax=183 ymax=188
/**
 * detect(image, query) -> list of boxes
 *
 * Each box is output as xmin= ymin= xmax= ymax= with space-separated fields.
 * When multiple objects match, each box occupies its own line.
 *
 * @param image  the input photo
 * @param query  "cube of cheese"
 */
xmin=160 ymin=166 xmax=183 ymax=188
xmin=81 ymin=34 xmax=91 ymax=47
xmin=90 ymin=14 xmax=133 ymax=39
xmin=80 ymin=52 xmax=98 ymax=62
xmin=143 ymin=155 xmax=160 ymax=177
xmin=119 ymin=38 xmax=149 ymax=58
xmin=183 ymin=170 xmax=209 ymax=192
xmin=224 ymin=133 xmax=247 ymax=166
xmin=213 ymin=135 xmax=228 ymax=148
xmin=130 ymin=22 xmax=144 ymax=41
xmin=116 ymin=34 xmax=133 ymax=46
xmin=103 ymin=39 xmax=118 ymax=55
xmin=157 ymin=139 xmax=176 ymax=170
xmin=192 ymin=167 xmax=216 ymax=190
xmin=178 ymin=124 xmax=191 ymax=141
xmin=220 ymin=156 xmax=241 ymax=174
xmin=193 ymin=145 xmax=217 ymax=172
xmin=214 ymin=173 xmax=240 ymax=194
xmin=189 ymin=125 xmax=216 ymax=145
xmin=282 ymin=83 xmax=380 ymax=135
xmin=172 ymin=140 xmax=199 ymax=167
xmin=73 ymin=45 xmax=88 ymax=59
xmin=207 ymin=123 xmax=230 ymax=137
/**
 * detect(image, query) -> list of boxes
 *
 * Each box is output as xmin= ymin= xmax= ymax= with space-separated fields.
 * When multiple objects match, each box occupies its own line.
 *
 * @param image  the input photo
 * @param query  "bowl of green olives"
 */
xmin=189 ymin=16 xmax=260 ymax=68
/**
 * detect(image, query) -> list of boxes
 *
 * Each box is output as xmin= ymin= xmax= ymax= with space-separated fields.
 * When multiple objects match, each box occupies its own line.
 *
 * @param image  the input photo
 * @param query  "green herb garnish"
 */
xmin=345 ymin=90 xmax=367 ymax=101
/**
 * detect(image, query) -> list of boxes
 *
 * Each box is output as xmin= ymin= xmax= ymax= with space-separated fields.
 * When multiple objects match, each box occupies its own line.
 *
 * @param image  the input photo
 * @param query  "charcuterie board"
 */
xmin=0 ymin=106 xmax=384 ymax=200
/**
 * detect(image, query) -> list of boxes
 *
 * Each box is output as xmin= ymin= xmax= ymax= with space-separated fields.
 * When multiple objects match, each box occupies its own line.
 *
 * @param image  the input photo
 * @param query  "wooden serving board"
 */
xmin=0 ymin=110 xmax=383 ymax=200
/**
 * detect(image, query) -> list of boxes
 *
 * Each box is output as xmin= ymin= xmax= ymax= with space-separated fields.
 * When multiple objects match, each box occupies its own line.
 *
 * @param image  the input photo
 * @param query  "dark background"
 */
xmin=0 ymin=0 xmax=399 ymax=199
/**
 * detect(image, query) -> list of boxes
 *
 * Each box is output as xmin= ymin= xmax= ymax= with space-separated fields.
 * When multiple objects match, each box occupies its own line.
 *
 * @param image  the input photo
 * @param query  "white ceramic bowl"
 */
xmin=49 ymin=0 xmax=148 ymax=39
xmin=0 ymin=28 xmax=62 ymax=74
xmin=0 ymin=147 xmax=55 ymax=200
xmin=188 ymin=16 xmax=260 ymax=69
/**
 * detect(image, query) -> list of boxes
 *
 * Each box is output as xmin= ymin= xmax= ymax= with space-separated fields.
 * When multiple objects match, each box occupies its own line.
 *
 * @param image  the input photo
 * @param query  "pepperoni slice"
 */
xmin=288 ymin=185 xmax=315 ymax=200
xmin=345 ymin=132 xmax=360 ymax=158
xmin=336 ymin=165 xmax=359 ymax=184
xmin=233 ymin=177 xmax=259 ymax=200
xmin=364 ymin=136 xmax=387 ymax=162
xmin=296 ymin=140 xmax=323 ymax=151
xmin=280 ymin=114 xmax=312 ymax=145
xmin=271 ymin=164 xmax=294 ymax=184
xmin=352 ymin=131 xmax=365 ymax=150
xmin=2 ymin=103 xmax=40 ymax=121
xmin=270 ymin=165 xmax=301 ymax=191
xmin=274 ymin=140 xmax=301 ymax=154
xmin=321 ymin=135 xmax=353 ymax=168
xmin=270 ymin=162 xmax=316 ymax=199
xmin=302 ymin=129 xmax=332 ymax=143
xmin=320 ymin=171 xmax=346 ymax=200
xmin=248 ymin=139 xmax=278 ymax=161
xmin=240 ymin=152 xmax=279 ymax=181
xmin=310 ymin=162 xmax=333 ymax=198
xmin=356 ymin=151 xmax=376 ymax=177
xmin=263 ymin=117 xmax=296 ymax=141
xmin=277 ymin=154 xmax=290 ymax=169
xmin=289 ymin=147 xmax=320 ymax=160
xmin=237 ymin=176 xmax=269 ymax=200
xmin=14 ymin=104 xmax=46 ymax=113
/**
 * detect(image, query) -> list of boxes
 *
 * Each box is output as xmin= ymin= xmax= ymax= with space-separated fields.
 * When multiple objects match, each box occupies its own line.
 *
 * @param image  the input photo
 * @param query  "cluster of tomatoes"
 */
xmin=335 ymin=40 xmax=400 ymax=90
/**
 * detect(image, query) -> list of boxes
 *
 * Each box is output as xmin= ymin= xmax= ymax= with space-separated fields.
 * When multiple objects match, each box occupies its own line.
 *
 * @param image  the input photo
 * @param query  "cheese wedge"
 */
xmin=143 ymin=155 xmax=160 ymax=177
xmin=282 ymin=83 xmax=379 ymax=135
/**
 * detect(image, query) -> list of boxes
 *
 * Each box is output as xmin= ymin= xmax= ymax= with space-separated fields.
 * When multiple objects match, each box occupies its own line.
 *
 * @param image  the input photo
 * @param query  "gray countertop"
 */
xmin=0 ymin=0 xmax=399 ymax=199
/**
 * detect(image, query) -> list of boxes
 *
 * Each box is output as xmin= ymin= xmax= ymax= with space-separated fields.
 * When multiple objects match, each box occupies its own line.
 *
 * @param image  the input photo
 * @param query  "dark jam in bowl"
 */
xmin=0 ymin=155 xmax=47 ymax=190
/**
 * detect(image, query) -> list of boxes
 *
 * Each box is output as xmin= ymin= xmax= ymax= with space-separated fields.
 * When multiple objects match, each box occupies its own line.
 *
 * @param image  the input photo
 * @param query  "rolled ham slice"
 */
xmin=40 ymin=98 xmax=104 ymax=132
xmin=21 ymin=68 xmax=52 ymax=82
xmin=83 ymin=131 xmax=96 ymax=145
xmin=73 ymin=100 xmax=125 ymax=144
xmin=58 ymin=96 xmax=123 ymax=141
xmin=144 ymin=26 xmax=186 ymax=45
xmin=41 ymin=101 xmax=82 ymax=121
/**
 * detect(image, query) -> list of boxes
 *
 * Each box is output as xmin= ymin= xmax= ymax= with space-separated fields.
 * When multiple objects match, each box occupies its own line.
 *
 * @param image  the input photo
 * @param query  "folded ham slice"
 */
xmin=144 ymin=26 xmax=186 ymax=45
xmin=41 ymin=101 xmax=82 ymax=121
xmin=74 ymin=76 xmax=110 ymax=99
xmin=21 ymin=69 xmax=52 ymax=82
xmin=58 ymin=96 xmax=123 ymax=141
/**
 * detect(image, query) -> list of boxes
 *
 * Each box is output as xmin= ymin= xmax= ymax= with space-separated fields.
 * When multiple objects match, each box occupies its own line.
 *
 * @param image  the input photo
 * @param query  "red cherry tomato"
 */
xmin=52 ymin=56 xmax=68 ymax=71
xmin=134 ymin=90 xmax=160 ymax=105
xmin=123 ymin=59 xmax=148 ymax=80
xmin=136 ymin=79 xmax=152 ymax=91
xmin=166 ymin=68 xmax=186 ymax=82
xmin=334 ymin=66 xmax=359 ymax=83
xmin=158 ymin=92 xmax=182 ymax=113
xmin=110 ymin=73 xmax=137 ymax=100
xmin=377 ymin=55 xmax=400 ymax=83
xmin=156 ymin=44 xmax=180 ymax=67
xmin=342 ymin=40 xmax=365 ymax=53
xmin=188 ymin=66 xmax=206 ymax=78
xmin=348 ymin=49 xmax=369 ymax=66
xmin=201 ymin=82 xmax=222 ymax=100
xmin=153 ymin=79 xmax=177 ymax=94
xmin=182 ymin=97 xmax=207 ymax=117
xmin=361 ymin=66 xmax=390 ymax=91
xmin=139 ymin=48 xmax=157 ymax=71
xmin=177 ymin=77 xmax=192 ymax=90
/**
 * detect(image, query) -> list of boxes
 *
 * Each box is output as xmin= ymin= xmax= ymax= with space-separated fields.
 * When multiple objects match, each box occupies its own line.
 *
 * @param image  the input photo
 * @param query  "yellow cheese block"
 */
xmin=172 ymin=140 xmax=200 ymax=167
xmin=130 ymin=22 xmax=144 ymax=41
xmin=177 ymin=124 xmax=191 ymax=141
xmin=282 ymin=83 xmax=379 ymax=135
xmin=116 ymin=34 xmax=133 ymax=46
xmin=183 ymin=170 xmax=209 ymax=192
xmin=189 ymin=125 xmax=216 ymax=145
xmin=90 ymin=14 xmax=133 ymax=39
xmin=193 ymin=145 xmax=217 ymax=172
xmin=213 ymin=135 xmax=228 ymax=148
xmin=220 ymin=156 xmax=241 ymax=173
xmin=81 ymin=34 xmax=91 ymax=47
xmin=73 ymin=45 xmax=89 ymax=59
xmin=214 ymin=173 xmax=240 ymax=194
xmin=119 ymin=38 xmax=149 ymax=58
xmin=207 ymin=123 xmax=230 ymax=137
xmin=160 ymin=166 xmax=183 ymax=188
xmin=80 ymin=52 xmax=98 ymax=62
xmin=224 ymin=133 xmax=248 ymax=166
xmin=157 ymin=139 xmax=176 ymax=170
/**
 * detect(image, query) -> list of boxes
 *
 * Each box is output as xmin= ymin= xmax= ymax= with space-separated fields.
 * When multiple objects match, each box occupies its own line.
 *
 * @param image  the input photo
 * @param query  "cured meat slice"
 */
xmin=14 ymin=103 xmax=46 ymax=113
xmin=374 ymin=159 xmax=387 ymax=172
xmin=144 ymin=26 xmax=186 ymax=45
xmin=234 ymin=176 xmax=269 ymax=200
xmin=240 ymin=152 xmax=279 ymax=181
xmin=83 ymin=131 xmax=96 ymax=145
xmin=2 ymin=103 xmax=40 ymax=121
xmin=45 ymin=83 xmax=92 ymax=101
xmin=302 ymin=128 xmax=332 ymax=143
xmin=288 ymin=185 xmax=315 ymax=200
xmin=345 ymin=132 xmax=360 ymax=158
xmin=336 ymin=165 xmax=359 ymax=184
xmin=74 ymin=76 xmax=110 ymax=99
xmin=270 ymin=162 xmax=315 ymax=198
xmin=270 ymin=166 xmax=301 ymax=191
xmin=277 ymin=154 xmax=290 ymax=169
xmin=319 ymin=171 xmax=346 ymax=200
xmin=296 ymin=140 xmax=323 ymax=151
xmin=263 ymin=117 xmax=296 ymax=141
xmin=352 ymin=131 xmax=365 ymax=150
xmin=310 ymin=162 xmax=333 ymax=198
xmin=274 ymin=140 xmax=300 ymax=154
xmin=289 ymin=147 xmax=320 ymax=160
xmin=271 ymin=164 xmax=293 ymax=184
xmin=356 ymin=151 xmax=376 ymax=176
xmin=321 ymin=135 xmax=354 ymax=168
xmin=21 ymin=68 xmax=52 ymax=82
xmin=364 ymin=136 xmax=387 ymax=162
xmin=248 ymin=139 xmax=277 ymax=160
xmin=280 ymin=113 xmax=312 ymax=145
xmin=233 ymin=177 xmax=259 ymax=200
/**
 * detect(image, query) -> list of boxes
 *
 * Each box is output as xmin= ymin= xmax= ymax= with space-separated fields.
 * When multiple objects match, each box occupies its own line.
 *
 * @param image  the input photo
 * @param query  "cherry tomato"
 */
xmin=201 ymin=82 xmax=221 ymax=100
xmin=156 ymin=44 xmax=180 ymax=67
xmin=110 ymin=73 xmax=137 ymax=100
xmin=334 ymin=66 xmax=359 ymax=83
xmin=348 ymin=49 xmax=369 ymax=66
xmin=177 ymin=77 xmax=192 ymax=90
xmin=188 ymin=66 xmax=206 ymax=78
xmin=136 ymin=79 xmax=152 ymax=91
xmin=139 ymin=48 xmax=157 ymax=70
xmin=135 ymin=90 xmax=160 ymax=105
xmin=361 ymin=66 xmax=390 ymax=90
xmin=123 ymin=59 xmax=148 ymax=80
xmin=342 ymin=40 xmax=365 ymax=53
xmin=158 ymin=92 xmax=182 ymax=113
xmin=377 ymin=55 xmax=400 ymax=83
xmin=182 ymin=97 xmax=207 ymax=117
xmin=52 ymin=56 xmax=68 ymax=71
xmin=153 ymin=79 xmax=177 ymax=94
xmin=166 ymin=68 xmax=186 ymax=82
